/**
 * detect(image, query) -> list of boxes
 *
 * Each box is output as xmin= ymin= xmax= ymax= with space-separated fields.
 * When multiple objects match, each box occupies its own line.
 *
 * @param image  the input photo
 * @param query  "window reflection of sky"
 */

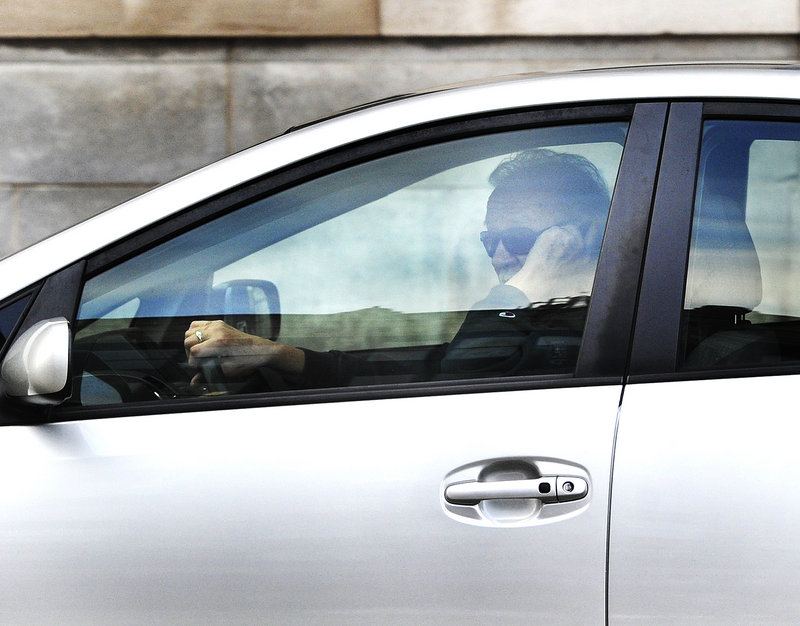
xmin=215 ymin=158 xmax=501 ymax=315
xmin=79 ymin=124 xmax=626 ymax=323
xmin=216 ymin=142 xmax=624 ymax=316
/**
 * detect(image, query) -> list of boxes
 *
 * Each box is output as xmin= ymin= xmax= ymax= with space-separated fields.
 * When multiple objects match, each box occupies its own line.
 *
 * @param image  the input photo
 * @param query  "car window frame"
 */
xmin=629 ymin=100 xmax=800 ymax=382
xmin=0 ymin=286 xmax=40 ymax=359
xmin=7 ymin=101 xmax=668 ymax=423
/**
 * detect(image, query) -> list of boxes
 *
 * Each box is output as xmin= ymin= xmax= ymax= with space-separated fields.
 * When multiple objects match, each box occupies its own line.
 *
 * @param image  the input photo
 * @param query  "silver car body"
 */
xmin=1 ymin=64 xmax=800 ymax=623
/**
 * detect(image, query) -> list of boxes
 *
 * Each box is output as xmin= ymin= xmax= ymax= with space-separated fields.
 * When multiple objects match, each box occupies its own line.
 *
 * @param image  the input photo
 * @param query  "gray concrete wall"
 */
xmin=2 ymin=34 xmax=799 ymax=258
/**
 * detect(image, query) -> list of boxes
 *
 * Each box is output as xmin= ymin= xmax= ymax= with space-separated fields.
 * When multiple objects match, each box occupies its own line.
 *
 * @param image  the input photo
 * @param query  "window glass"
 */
xmin=682 ymin=120 xmax=800 ymax=369
xmin=73 ymin=122 xmax=627 ymax=405
xmin=0 ymin=294 xmax=31 ymax=353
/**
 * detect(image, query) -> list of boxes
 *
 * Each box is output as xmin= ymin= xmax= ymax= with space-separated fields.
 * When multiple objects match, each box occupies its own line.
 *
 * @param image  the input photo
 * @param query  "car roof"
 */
xmin=3 ymin=63 xmax=800 ymax=297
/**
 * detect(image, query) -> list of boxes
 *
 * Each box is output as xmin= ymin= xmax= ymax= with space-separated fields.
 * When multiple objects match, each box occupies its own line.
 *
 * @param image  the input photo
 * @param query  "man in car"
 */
xmin=184 ymin=148 xmax=611 ymax=389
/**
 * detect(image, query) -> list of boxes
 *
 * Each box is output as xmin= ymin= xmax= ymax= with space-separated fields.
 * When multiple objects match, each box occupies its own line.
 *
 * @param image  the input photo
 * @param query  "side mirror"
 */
xmin=1 ymin=318 xmax=70 ymax=405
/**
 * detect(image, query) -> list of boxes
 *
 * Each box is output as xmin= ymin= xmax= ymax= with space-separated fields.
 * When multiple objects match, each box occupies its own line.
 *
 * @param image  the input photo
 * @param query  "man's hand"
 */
xmin=505 ymin=225 xmax=595 ymax=303
xmin=184 ymin=320 xmax=304 ymax=387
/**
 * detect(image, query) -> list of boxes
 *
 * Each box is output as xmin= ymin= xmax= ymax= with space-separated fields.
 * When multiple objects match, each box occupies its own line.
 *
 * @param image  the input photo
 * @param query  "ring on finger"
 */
xmin=195 ymin=330 xmax=204 ymax=343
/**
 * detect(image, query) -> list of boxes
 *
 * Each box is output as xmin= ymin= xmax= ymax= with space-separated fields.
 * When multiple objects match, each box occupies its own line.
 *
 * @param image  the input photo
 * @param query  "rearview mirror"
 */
xmin=1 ymin=318 xmax=70 ymax=405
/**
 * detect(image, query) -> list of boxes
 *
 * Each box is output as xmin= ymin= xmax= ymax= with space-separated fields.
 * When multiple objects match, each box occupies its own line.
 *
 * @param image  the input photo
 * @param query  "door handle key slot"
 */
xmin=444 ymin=475 xmax=588 ymax=505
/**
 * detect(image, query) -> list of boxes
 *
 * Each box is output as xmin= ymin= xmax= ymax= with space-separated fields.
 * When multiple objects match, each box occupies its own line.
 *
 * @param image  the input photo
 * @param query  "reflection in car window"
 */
xmin=682 ymin=120 xmax=800 ymax=370
xmin=72 ymin=122 xmax=627 ymax=405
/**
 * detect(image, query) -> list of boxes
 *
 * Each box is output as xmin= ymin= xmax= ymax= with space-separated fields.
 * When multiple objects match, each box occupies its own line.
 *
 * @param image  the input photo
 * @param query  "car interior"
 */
xmin=682 ymin=120 xmax=800 ymax=369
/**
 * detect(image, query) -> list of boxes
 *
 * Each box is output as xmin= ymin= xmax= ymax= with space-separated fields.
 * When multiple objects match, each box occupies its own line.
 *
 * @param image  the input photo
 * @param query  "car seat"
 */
xmin=682 ymin=196 xmax=780 ymax=368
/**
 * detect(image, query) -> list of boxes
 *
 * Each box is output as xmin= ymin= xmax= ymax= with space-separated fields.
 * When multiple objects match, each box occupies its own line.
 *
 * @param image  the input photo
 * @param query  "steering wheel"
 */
xmin=73 ymin=327 xmax=186 ymax=404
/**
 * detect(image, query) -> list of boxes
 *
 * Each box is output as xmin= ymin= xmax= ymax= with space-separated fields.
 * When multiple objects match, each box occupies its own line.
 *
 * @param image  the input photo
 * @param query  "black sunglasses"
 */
xmin=480 ymin=227 xmax=541 ymax=256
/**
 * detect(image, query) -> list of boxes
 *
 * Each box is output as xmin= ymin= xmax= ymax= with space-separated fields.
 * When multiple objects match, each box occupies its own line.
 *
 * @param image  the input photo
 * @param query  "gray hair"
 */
xmin=489 ymin=148 xmax=610 ymax=218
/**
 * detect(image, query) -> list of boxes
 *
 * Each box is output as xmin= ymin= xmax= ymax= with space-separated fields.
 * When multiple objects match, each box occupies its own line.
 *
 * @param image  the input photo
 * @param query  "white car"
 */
xmin=1 ymin=64 xmax=800 ymax=623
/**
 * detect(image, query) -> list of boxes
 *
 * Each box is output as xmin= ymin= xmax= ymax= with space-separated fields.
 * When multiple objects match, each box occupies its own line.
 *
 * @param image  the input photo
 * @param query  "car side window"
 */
xmin=72 ymin=122 xmax=627 ymax=405
xmin=681 ymin=120 xmax=800 ymax=370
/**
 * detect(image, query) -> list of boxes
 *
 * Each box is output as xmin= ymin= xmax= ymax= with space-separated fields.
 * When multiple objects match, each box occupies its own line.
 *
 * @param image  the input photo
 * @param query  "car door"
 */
xmin=0 ymin=103 xmax=664 ymax=623
xmin=610 ymin=102 xmax=800 ymax=623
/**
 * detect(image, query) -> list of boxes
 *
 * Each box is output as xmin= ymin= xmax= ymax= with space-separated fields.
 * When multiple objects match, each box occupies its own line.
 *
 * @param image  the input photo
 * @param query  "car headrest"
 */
xmin=684 ymin=197 xmax=762 ymax=311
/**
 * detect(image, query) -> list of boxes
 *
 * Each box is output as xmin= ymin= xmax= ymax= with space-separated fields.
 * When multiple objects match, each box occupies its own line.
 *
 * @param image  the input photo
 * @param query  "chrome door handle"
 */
xmin=441 ymin=457 xmax=591 ymax=527
xmin=444 ymin=475 xmax=588 ymax=505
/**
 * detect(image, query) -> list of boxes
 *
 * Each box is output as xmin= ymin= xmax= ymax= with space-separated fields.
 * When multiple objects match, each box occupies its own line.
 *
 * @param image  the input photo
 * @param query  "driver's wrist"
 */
xmin=272 ymin=343 xmax=306 ymax=374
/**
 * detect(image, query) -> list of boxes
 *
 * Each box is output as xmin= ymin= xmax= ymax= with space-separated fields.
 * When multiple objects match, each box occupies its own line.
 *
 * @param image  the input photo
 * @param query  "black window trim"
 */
xmin=628 ymin=102 xmax=704 ymax=378
xmin=0 ymin=284 xmax=42 ymax=361
xmin=576 ymin=101 xmax=668 ymax=378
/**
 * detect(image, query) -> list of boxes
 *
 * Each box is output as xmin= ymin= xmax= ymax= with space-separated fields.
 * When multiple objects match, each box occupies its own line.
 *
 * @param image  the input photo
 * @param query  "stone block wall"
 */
xmin=2 ymin=0 xmax=800 ymax=258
